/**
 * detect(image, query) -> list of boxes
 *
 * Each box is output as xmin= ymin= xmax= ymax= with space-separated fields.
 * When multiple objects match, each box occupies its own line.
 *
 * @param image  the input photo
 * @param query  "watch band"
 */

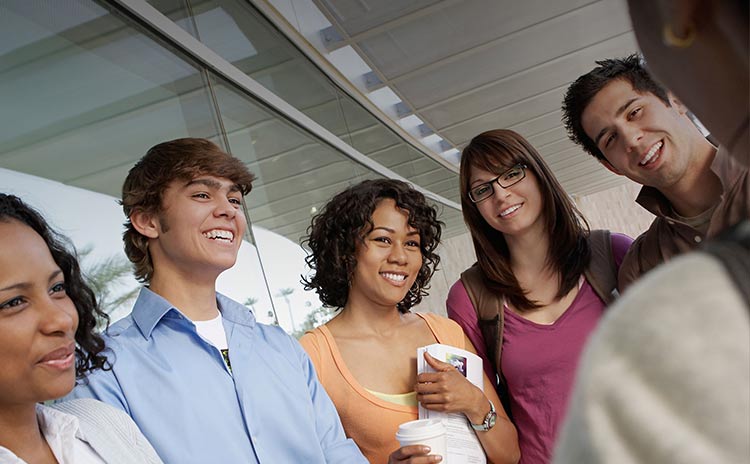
xmin=470 ymin=400 xmax=497 ymax=432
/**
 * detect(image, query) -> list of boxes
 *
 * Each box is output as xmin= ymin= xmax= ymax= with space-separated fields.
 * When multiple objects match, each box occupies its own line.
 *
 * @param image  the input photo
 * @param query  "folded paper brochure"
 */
xmin=417 ymin=343 xmax=487 ymax=464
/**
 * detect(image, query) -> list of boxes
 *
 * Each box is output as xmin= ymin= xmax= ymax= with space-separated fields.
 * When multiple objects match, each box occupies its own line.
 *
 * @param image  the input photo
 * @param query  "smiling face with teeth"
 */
xmin=133 ymin=175 xmax=246 ymax=286
xmin=0 ymin=220 xmax=79 ymax=407
xmin=346 ymin=199 xmax=423 ymax=312
xmin=470 ymin=163 xmax=545 ymax=238
xmin=581 ymin=79 xmax=707 ymax=191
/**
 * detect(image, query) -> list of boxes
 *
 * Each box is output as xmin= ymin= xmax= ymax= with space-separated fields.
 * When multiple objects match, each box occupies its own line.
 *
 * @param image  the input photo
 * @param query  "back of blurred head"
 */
xmin=627 ymin=0 xmax=749 ymax=165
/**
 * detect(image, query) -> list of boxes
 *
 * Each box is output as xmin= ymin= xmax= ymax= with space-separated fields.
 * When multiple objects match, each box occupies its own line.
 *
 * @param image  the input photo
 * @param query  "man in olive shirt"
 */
xmin=562 ymin=54 xmax=749 ymax=289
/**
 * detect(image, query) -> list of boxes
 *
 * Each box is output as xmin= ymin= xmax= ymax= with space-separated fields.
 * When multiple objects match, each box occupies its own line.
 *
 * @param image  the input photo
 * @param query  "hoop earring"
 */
xmin=663 ymin=22 xmax=696 ymax=48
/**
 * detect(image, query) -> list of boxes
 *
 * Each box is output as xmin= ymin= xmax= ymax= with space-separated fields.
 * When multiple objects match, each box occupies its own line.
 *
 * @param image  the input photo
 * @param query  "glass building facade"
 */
xmin=0 ymin=0 xmax=466 ymax=334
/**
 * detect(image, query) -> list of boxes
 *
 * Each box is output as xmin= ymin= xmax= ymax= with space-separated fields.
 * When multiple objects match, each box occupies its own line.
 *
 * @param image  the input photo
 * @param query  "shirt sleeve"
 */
xmin=296 ymin=341 xmax=368 ymax=464
xmin=446 ymin=280 xmax=496 ymax=384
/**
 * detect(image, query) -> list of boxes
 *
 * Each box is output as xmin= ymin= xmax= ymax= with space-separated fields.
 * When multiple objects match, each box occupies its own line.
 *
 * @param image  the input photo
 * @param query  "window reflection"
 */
xmin=0 ymin=0 xmax=465 ymax=334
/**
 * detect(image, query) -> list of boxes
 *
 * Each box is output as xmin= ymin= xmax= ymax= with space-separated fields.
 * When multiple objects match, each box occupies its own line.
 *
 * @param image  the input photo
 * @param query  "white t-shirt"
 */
xmin=193 ymin=314 xmax=229 ymax=351
xmin=0 ymin=404 xmax=105 ymax=464
xmin=194 ymin=314 xmax=231 ymax=371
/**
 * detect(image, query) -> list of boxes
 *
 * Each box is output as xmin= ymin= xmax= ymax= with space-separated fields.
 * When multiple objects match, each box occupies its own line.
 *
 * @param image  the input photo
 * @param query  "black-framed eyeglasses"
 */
xmin=468 ymin=164 xmax=527 ymax=203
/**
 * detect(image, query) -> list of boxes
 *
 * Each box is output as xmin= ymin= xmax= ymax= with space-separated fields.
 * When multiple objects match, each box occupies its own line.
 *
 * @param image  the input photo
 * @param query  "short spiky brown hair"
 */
xmin=121 ymin=138 xmax=256 ymax=282
xmin=562 ymin=54 xmax=671 ymax=160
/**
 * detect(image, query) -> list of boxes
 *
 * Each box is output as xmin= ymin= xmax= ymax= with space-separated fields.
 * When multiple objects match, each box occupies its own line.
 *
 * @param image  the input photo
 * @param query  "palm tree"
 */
xmin=275 ymin=288 xmax=296 ymax=332
xmin=292 ymin=305 xmax=335 ymax=339
xmin=79 ymin=246 xmax=139 ymax=322
xmin=243 ymin=297 xmax=258 ymax=313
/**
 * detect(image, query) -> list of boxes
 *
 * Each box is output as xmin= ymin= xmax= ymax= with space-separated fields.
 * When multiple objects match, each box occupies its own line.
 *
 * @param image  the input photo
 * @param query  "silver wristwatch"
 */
xmin=470 ymin=400 xmax=497 ymax=432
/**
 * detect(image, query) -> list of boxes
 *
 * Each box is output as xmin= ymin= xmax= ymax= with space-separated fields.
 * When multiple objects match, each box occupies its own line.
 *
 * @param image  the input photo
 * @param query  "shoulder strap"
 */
xmin=459 ymin=264 xmax=512 ymax=417
xmin=584 ymin=229 xmax=618 ymax=305
xmin=702 ymin=220 xmax=750 ymax=306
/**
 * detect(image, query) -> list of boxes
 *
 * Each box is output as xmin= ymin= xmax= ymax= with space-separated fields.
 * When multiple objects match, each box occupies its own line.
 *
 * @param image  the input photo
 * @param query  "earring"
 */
xmin=662 ymin=22 xmax=696 ymax=48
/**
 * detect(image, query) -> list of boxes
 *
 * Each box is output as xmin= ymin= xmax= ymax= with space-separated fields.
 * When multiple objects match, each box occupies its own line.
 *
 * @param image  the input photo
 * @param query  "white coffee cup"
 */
xmin=395 ymin=419 xmax=447 ymax=460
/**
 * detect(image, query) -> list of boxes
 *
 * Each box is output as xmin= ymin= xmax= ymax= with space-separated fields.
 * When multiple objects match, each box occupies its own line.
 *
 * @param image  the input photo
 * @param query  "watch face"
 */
xmin=487 ymin=411 xmax=497 ymax=429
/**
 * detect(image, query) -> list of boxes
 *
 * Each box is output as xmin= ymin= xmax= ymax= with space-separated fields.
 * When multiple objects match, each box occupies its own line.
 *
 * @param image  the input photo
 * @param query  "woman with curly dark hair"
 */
xmin=0 ymin=193 xmax=162 ymax=463
xmin=300 ymin=179 xmax=519 ymax=464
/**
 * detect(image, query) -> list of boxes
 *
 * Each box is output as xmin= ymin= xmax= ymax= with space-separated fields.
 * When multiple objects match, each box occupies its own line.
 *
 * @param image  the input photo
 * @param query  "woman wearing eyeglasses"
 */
xmin=446 ymin=129 xmax=632 ymax=463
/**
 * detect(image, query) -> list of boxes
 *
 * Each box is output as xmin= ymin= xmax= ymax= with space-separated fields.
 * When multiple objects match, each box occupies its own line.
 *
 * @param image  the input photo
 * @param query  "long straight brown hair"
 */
xmin=459 ymin=129 xmax=591 ymax=311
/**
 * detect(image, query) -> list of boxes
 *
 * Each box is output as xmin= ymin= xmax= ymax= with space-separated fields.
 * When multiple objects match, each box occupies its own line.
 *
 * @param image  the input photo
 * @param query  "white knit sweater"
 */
xmin=51 ymin=399 xmax=163 ymax=464
xmin=554 ymin=253 xmax=750 ymax=463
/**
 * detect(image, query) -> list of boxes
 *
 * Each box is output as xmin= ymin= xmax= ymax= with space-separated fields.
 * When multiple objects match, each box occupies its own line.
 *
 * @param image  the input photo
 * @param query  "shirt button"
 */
xmin=694 ymin=236 xmax=702 ymax=243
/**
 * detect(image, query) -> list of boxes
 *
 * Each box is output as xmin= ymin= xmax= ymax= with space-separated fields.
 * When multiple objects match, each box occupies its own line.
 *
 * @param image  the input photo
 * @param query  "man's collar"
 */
xmin=131 ymin=287 xmax=256 ymax=339
xmin=635 ymin=185 xmax=673 ymax=217
xmin=636 ymin=145 xmax=730 ymax=218
xmin=131 ymin=287 xmax=177 ymax=339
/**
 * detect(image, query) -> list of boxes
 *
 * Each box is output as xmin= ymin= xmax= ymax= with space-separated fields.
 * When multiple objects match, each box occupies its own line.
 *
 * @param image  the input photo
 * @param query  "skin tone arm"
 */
xmin=415 ymin=336 xmax=520 ymax=464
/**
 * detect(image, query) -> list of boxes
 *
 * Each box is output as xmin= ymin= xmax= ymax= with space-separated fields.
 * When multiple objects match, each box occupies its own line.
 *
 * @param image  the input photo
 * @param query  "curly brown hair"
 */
xmin=0 ymin=193 xmax=110 ymax=379
xmin=302 ymin=179 xmax=442 ymax=313
xmin=121 ymin=138 xmax=256 ymax=282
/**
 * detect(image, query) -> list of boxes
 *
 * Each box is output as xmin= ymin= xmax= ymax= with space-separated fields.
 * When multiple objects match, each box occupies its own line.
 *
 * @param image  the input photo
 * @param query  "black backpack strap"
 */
xmin=584 ymin=229 xmax=618 ymax=305
xmin=701 ymin=220 xmax=750 ymax=305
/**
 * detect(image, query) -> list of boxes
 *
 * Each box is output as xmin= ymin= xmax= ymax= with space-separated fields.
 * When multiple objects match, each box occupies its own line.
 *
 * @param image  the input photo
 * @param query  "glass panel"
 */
xmin=149 ymin=0 xmax=353 ymax=146
xmin=209 ymin=73 xmax=384 ymax=333
xmin=0 ymin=0 xmax=222 ymax=197
xmin=0 ymin=0 xmax=271 ymax=323
xmin=148 ymin=0 xmax=460 ymax=207
xmin=337 ymin=93 xmax=462 ymax=205
xmin=0 ymin=0 xmax=463 ymax=334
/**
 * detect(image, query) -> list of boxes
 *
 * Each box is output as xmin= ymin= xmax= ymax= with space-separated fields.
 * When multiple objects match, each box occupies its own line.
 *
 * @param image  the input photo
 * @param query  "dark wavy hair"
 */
xmin=459 ymin=129 xmax=591 ymax=311
xmin=562 ymin=53 xmax=671 ymax=160
xmin=302 ymin=179 xmax=442 ymax=313
xmin=122 ymin=138 xmax=256 ymax=282
xmin=0 ymin=194 xmax=109 ymax=379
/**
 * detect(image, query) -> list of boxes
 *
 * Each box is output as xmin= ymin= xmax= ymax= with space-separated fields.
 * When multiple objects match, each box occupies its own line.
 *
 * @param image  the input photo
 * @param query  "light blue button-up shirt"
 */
xmin=68 ymin=288 xmax=365 ymax=463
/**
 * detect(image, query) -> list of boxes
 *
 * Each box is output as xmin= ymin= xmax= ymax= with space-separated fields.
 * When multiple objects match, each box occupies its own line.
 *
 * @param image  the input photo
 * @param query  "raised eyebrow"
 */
xmin=594 ymin=97 xmax=639 ymax=146
xmin=371 ymin=226 xmax=395 ymax=234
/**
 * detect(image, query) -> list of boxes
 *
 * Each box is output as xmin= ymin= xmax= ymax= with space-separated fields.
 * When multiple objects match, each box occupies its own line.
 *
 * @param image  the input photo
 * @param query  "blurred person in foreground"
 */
xmin=554 ymin=1 xmax=749 ymax=463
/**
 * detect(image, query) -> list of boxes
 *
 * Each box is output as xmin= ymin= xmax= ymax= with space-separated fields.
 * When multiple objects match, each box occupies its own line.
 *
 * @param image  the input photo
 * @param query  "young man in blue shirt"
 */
xmin=69 ymin=138 xmax=366 ymax=463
